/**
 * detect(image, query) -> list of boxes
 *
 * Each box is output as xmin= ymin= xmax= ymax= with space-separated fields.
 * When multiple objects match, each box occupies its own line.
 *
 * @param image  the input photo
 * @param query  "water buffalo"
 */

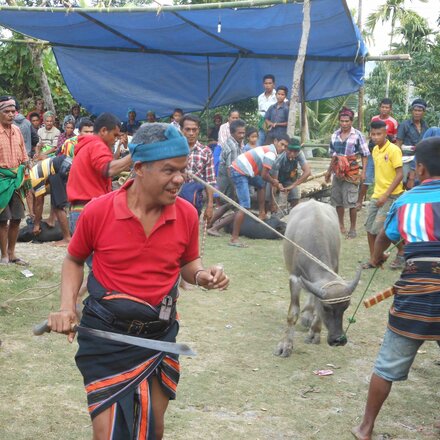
xmin=275 ymin=199 xmax=361 ymax=357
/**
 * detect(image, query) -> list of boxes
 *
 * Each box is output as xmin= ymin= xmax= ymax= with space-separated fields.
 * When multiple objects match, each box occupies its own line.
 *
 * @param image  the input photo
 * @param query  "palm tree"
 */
xmin=366 ymin=0 xmax=427 ymax=97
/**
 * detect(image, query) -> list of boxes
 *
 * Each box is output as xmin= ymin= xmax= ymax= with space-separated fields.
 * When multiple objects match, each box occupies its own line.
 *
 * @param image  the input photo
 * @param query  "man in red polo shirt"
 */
xmin=67 ymin=112 xmax=132 ymax=233
xmin=48 ymin=123 xmax=229 ymax=440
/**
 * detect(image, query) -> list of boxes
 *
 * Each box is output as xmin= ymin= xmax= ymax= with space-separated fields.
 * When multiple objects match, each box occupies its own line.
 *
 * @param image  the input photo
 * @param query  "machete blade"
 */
xmin=76 ymin=326 xmax=196 ymax=357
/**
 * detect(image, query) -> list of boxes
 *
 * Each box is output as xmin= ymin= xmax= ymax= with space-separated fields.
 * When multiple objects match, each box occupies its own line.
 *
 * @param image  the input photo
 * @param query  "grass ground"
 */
xmin=0 ymin=207 xmax=439 ymax=440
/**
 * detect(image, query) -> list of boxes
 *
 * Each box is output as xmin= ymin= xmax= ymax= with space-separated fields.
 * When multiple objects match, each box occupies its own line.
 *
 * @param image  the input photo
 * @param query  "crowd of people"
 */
xmin=0 ymin=72 xmax=439 ymax=439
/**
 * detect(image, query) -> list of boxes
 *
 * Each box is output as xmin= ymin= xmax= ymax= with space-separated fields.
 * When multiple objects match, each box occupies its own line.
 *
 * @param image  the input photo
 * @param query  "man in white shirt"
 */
xmin=218 ymin=109 xmax=240 ymax=148
xmin=257 ymin=74 xmax=277 ymax=146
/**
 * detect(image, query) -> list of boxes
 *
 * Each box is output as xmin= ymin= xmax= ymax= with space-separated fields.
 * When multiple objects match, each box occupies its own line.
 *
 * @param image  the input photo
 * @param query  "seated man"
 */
xmin=267 ymin=137 xmax=311 ymax=212
xmin=30 ymin=154 xmax=73 ymax=246
xmin=229 ymin=137 xmax=288 ymax=247
xmin=36 ymin=111 xmax=60 ymax=159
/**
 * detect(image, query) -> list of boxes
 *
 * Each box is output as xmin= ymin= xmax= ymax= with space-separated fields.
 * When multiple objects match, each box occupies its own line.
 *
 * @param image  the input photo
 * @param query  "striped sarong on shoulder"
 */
xmin=75 ymin=276 xmax=180 ymax=439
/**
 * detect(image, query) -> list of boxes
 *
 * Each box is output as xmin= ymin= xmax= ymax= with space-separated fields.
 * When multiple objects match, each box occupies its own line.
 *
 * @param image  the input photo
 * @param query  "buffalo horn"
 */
xmin=300 ymin=277 xmax=326 ymax=299
xmin=345 ymin=266 xmax=363 ymax=295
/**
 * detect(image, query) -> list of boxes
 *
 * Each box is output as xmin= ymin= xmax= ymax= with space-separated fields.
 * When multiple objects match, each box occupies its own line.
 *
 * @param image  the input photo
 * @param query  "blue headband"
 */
xmin=128 ymin=124 xmax=190 ymax=163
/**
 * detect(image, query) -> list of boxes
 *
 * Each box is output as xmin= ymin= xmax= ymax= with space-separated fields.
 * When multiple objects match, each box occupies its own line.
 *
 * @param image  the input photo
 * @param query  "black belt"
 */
xmin=84 ymin=296 xmax=175 ymax=336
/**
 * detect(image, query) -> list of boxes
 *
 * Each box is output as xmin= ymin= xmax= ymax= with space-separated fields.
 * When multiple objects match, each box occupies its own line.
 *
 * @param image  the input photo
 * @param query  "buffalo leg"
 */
xmin=300 ymin=293 xmax=314 ymax=328
xmin=275 ymin=275 xmax=301 ymax=357
xmin=305 ymin=303 xmax=321 ymax=344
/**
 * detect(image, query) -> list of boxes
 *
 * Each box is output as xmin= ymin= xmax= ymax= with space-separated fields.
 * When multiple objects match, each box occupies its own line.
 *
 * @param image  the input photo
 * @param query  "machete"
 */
xmin=33 ymin=320 xmax=196 ymax=357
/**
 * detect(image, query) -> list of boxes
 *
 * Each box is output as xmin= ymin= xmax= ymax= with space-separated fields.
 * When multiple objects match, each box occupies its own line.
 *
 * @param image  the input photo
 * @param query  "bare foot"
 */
xmin=51 ymin=239 xmax=70 ymax=247
xmin=258 ymin=213 xmax=268 ymax=220
xmin=346 ymin=230 xmax=357 ymax=239
xmin=340 ymin=226 xmax=346 ymax=235
xmin=207 ymin=228 xmax=222 ymax=237
xmin=32 ymin=225 xmax=41 ymax=235
xmin=351 ymin=425 xmax=371 ymax=440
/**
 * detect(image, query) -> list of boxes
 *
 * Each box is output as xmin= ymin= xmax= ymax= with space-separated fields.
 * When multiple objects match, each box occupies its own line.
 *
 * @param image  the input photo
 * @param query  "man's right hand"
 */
xmin=48 ymin=309 xmax=78 ymax=343
xmin=325 ymin=171 xmax=331 ymax=183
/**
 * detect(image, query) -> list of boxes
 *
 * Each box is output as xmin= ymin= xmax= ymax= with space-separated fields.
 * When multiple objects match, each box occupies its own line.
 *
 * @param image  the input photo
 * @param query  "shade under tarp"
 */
xmin=0 ymin=0 xmax=367 ymax=119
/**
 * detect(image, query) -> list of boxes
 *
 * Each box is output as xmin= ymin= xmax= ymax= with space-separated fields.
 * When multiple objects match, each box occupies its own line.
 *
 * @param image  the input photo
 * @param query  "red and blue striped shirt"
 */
xmin=384 ymin=179 xmax=440 ymax=340
xmin=385 ymin=179 xmax=440 ymax=246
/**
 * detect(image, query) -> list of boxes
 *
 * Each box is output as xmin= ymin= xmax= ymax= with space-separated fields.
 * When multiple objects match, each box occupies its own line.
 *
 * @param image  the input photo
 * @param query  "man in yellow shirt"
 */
xmin=363 ymin=120 xmax=404 ymax=269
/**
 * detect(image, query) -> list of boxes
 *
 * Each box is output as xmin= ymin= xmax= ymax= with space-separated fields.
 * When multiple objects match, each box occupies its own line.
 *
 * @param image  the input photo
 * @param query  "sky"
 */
xmin=346 ymin=0 xmax=440 ymax=55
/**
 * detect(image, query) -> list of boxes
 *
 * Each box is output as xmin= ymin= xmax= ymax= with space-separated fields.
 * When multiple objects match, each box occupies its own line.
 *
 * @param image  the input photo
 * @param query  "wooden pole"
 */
xmin=0 ymin=0 xmax=302 ymax=13
xmin=300 ymin=70 xmax=308 ymax=143
xmin=287 ymin=0 xmax=311 ymax=138
xmin=357 ymin=0 xmax=364 ymax=132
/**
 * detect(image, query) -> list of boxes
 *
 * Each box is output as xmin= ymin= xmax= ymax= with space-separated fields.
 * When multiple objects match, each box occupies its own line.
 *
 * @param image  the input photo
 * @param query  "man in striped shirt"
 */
xmin=228 ymin=134 xmax=289 ymax=247
xmin=353 ymin=136 xmax=440 ymax=440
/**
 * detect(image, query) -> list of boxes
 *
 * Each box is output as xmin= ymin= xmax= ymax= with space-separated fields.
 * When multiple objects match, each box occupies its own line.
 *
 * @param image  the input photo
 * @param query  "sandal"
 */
xmin=389 ymin=255 xmax=405 ymax=270
xmin=228 ymin=241 xmax=248 ymax=248
xmin=9 ymin=258 xmax=29 ymax=267
xmin=361 ymin=262 xmax=376 ymax=269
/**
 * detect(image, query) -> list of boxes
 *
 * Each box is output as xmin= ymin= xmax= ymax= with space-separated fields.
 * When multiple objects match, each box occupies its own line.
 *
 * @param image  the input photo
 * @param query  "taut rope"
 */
xmin=188 ymin=172 xmax=340 ymax=279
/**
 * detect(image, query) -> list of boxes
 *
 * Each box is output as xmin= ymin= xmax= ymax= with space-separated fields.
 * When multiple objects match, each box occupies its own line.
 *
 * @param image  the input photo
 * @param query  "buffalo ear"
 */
xmin=345 ymin=266 xmax=363 ymax=295
xmin=300 ymin=277 xmax=326 ymax=299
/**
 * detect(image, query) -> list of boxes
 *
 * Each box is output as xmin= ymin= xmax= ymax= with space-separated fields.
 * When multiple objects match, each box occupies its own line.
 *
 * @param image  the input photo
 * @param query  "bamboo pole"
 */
xmin=0 ymin=0 xmax=303 ymax=13
xmin=287 ymin=0 xmax=310 ymax=138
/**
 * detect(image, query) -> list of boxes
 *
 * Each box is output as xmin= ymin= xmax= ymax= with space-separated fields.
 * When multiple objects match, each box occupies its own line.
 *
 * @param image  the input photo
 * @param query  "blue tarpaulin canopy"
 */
xmin=0 ymin=0 xmax=367 ymax=119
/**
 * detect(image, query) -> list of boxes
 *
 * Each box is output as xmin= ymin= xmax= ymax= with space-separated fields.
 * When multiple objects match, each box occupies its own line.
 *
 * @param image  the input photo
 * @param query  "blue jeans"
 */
xmin=257 ymin=129 xmax=266 ymax=146
xmin=69 ymin=210 xmax=81 ymax=235
xmin=230 ymin=169 xmax=264 ymax=209
xmin=364 ymin=155 xmax=375 ymax=186
xmin=69 ymin=209 xmax=93 ymax=268
xmin=373 ymin=328 xmax=424 ymax=382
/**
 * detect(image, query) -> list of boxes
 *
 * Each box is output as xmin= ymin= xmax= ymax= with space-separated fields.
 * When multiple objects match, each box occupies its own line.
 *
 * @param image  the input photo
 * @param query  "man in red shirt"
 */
xmin=371 ymin=98 xmax=398 ymax=142
xmin=67 ymin=112 xmax=132 ymax=233
xmin=48 ymin=123 xmax=229 ymax=440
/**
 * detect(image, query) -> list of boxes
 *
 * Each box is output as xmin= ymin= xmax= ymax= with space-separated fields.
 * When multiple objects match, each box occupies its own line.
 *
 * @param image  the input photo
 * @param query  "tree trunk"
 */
xmin=28 ymin=45 xmax=55 ymax=114
xmin=385 ymin=14 xmax=395 ymax=98
xmin=357 ymin=0 xmax=364 ymax=131
xmin=287 ymin=0 xmax=311 ymax=138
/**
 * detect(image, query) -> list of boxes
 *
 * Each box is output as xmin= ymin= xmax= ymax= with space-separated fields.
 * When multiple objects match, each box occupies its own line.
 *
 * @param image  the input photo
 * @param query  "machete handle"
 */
xmin=33 ymin=319 xmax=50 ymax=335
xmin=33 ymin=319 xmax=78 ymax=335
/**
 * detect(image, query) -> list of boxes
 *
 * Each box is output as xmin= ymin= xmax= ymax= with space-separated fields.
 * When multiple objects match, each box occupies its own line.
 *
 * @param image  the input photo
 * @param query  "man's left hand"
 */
xmin=204 ymin=205 xmax=214 ymax=223
xmin=196 ymin=265 xmax=229 ymax=291
xmin=376 ymin=195 xmax=388 ymax=208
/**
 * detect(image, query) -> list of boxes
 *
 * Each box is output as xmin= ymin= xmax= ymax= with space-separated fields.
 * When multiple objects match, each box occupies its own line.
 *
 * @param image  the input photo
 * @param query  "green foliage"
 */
xmin=0 ymin=36 xmax=74 ymax=117
xmin=0 ymin=39 xmax=40 ymax=101
xmin=306 ymin=94 xmax=360 ymax=141
xmin=364 ymin=10 xmax=439 ymax=127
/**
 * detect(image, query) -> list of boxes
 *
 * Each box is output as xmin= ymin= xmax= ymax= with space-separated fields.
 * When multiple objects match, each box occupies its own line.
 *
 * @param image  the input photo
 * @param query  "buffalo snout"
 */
xmin=328 ymin=334 xmax=348 ymax=346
